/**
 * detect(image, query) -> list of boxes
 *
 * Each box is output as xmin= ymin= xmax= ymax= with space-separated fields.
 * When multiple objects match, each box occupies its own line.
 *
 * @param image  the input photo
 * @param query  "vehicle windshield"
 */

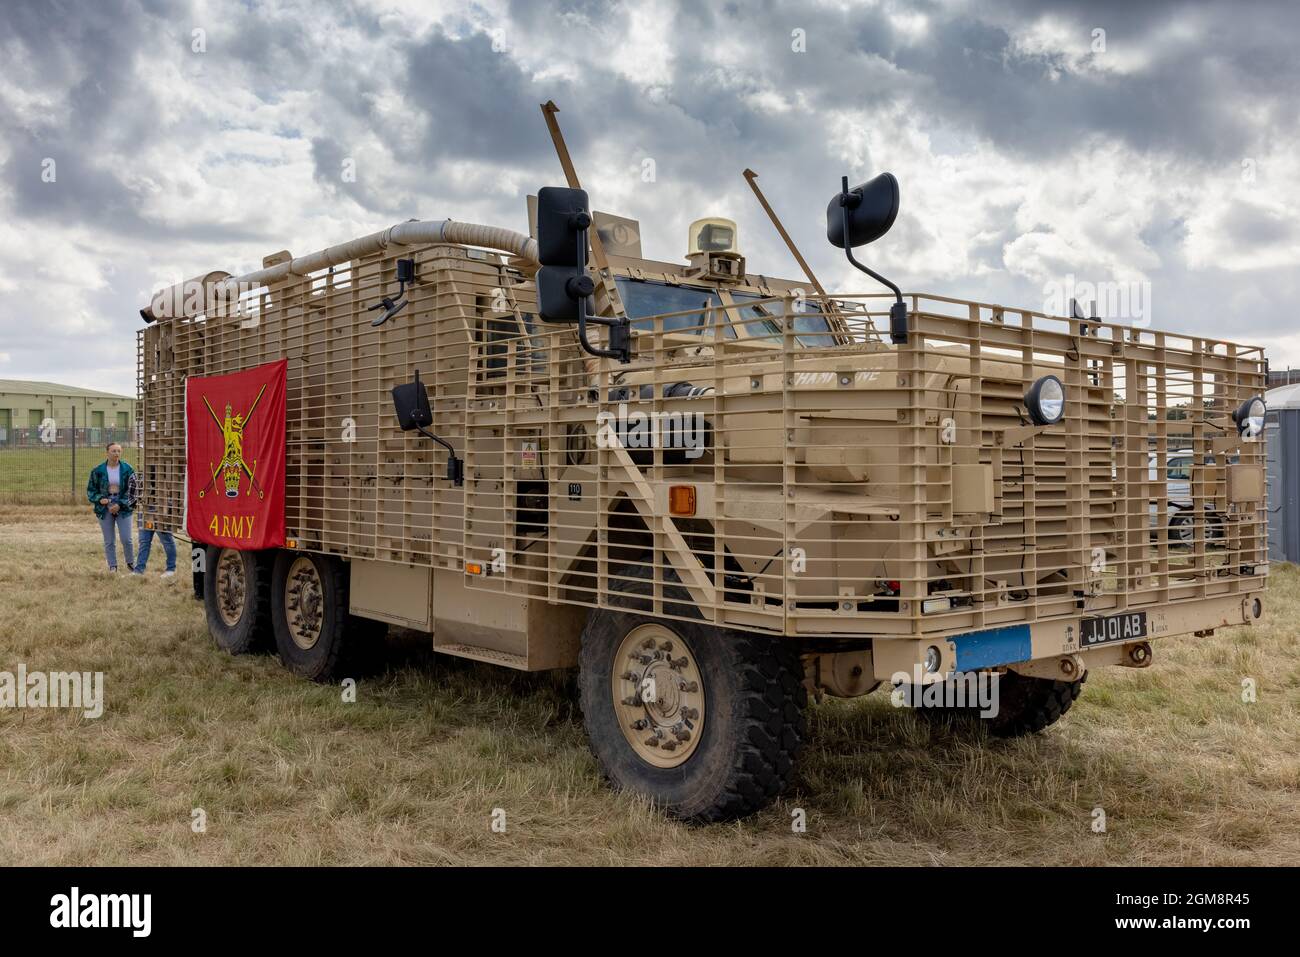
xmin=615 ymin=278 xmax=733 ymax=337
xmin=726 ymin=292 xmax=837 ymax=347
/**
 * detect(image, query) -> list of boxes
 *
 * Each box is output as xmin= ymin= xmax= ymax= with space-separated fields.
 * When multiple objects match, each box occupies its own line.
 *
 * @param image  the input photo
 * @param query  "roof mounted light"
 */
xmin=1232 ymin=395 xmax=1266 ymax=439
xmin=1025 ymin=375 xmax=1066 ymax=426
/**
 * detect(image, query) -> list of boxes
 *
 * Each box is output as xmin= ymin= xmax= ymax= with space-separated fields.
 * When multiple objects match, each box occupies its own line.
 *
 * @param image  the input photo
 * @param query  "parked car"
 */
xmin=1149 ymin=449 xmax=1233 ymax=545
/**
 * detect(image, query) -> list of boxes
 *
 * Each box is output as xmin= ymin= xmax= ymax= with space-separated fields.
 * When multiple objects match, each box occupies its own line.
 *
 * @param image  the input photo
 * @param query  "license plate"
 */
xmin=1080 ymin=611 xmax=1148 ymax=647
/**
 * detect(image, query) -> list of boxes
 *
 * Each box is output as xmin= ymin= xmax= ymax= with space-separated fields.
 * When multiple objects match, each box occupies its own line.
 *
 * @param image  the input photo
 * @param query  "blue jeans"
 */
xmin=135 ymin=528 xmax=177 ymax=572
xmin=99 ymin=510 xmax=135 ymax=570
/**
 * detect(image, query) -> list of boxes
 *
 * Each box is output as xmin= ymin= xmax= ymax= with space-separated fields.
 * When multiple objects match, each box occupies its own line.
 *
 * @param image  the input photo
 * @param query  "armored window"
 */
xmin=615 ymin=278 xmax=732 ymax=337
xmin=727 ymin=293 xmax=836 ymax=347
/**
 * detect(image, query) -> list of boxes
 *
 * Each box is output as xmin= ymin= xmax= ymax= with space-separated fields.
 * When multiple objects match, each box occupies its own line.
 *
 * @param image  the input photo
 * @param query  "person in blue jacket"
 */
xmin=87 ymin=441 xmax=136 ymax=573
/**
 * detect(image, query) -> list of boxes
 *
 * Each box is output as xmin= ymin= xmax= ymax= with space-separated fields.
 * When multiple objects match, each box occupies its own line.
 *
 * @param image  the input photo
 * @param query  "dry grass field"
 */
xmin=1 ymin=504 xmax=1296 ymax=866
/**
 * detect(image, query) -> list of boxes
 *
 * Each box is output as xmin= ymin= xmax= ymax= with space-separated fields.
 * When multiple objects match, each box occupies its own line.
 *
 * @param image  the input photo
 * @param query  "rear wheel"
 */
xmin=578 ymin=565 xmax=806 ymax=822
xmin=986 ymin=670 xmax=1085 ymax=736
xmin=271 ymin=551 xmax=383 ymax=682
xmin=908 ymin=669 xmax=1086 ymax=737
xmin=204 ymin=546 xmax=273 ymax=654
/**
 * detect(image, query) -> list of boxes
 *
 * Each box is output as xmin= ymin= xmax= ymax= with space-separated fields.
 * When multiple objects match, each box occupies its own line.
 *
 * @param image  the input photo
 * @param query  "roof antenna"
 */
xmin=743 ymin=168 xmax=852 ymax=344
xmin=539 ymin=101 xmax=629 ymax=345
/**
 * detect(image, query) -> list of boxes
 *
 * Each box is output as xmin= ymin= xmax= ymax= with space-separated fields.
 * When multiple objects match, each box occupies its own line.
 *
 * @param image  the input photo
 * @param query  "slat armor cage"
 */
xmin=138 ymin=236 xmax=1269 ymax=646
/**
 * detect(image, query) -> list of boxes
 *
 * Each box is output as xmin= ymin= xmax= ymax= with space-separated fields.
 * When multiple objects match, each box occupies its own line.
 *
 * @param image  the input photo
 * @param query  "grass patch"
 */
xmin=0 ymin=506 xmax=1296 ymax=865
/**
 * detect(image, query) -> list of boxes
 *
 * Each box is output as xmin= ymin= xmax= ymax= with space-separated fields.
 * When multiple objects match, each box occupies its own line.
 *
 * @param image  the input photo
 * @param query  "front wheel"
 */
xmin=578 ymin=570 xmax=807 ymax=822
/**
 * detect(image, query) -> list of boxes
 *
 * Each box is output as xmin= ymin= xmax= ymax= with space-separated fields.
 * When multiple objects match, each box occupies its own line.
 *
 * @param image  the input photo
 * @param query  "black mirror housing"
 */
xmin=392 ymin=374 xmax=432 ymax=432
xmin=826 ymin=172 xmax=899 ymax=249
xmin=537 ymin=266 xmax=594 ymax=323
xmin=536 ymin=186 xmax=591 ymax=266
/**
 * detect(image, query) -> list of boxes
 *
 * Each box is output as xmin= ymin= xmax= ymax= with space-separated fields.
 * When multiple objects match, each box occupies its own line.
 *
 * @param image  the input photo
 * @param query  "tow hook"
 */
xmin=1124 ymin=642 xmax=1153 ymax=668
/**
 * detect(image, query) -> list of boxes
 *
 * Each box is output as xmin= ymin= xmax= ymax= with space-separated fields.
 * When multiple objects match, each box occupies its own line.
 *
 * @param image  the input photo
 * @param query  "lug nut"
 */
xmin=682 ymin=707 xmax=699 ymax=721
xmin=620 ymin=672 xmax=637 ymax=681
xmin=643 ymin=737 xmax=660 ymax=748
xmin=673 ymin=727 xmax=691 ymax=742
xmin=642 ymin=638 xmax=656 ymax=650
xmin=622 ymin=695 xmax=641 ymax=707
xmin=631 ymin=719 xmax=648 ymax=731
xmin=681 ymin=681 xmax=699 ymax=693
xmin=659 ymin=641 xmax=673 ymax=652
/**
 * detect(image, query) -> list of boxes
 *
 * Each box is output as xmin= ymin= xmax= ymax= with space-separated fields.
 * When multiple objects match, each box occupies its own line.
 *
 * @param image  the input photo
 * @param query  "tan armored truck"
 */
xmin=137 ymin=161 xmax=1269 ymax=822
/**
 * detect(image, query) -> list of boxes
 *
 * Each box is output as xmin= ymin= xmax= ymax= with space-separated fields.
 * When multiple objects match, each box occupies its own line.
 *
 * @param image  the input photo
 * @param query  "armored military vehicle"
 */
xmin=137 ymin=130 xmax=1268 ymax=822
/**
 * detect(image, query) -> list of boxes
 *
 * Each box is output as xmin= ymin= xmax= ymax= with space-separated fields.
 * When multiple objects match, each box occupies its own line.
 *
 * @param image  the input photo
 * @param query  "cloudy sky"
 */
xmin=2 ymin=0 xmax=1298 ymax=394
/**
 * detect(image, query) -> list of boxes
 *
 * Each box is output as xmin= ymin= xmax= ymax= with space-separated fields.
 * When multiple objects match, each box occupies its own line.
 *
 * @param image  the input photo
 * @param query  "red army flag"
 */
xmin=185 ymin=359 xmax=287 ymax=550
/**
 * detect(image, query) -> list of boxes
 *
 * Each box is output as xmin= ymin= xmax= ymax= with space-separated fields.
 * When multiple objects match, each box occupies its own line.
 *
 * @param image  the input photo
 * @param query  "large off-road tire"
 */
xmin=989 ymin=670 xmax=1086 ymax=736
xmin=271 ymin=551 xmax=383 ymax=682
xmin=909 ymin=669 xmax=1086 ymax=737
xmin=578 ymin=564 xmax=807 ymax=823
xmin=204 ymin=546 xmax=274 ymax=655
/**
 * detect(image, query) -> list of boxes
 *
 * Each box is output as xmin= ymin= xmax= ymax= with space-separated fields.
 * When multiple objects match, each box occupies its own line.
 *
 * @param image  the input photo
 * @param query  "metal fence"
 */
xmin=0 ymin=422 xmax=137 ymax=503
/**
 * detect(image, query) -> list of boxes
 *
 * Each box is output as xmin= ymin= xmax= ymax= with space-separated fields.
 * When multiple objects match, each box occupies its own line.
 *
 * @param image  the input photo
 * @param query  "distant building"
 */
xmin=0 ymin=378 xmax=136 ymax=448
xmin=1267 ymin=367 xmax=1300 ymax=389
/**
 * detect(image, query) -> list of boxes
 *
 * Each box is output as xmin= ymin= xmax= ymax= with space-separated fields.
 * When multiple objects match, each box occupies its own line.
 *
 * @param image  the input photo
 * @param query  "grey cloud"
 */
xmin=402 ymin=28 xmax=564 ymax=164
xmin=1217 ymin=201 xmax=1298 ymax=248
xmin=2 ymin=0 xmax=1300 ymax=392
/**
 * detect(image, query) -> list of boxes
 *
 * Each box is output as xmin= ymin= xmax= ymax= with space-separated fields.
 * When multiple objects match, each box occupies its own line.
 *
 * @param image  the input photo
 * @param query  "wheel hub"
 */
xmin=612 ymin=623 xmax=705 ymax=769
xmin=285 ymin=556 xmax=324 ymax=650
xmin=215 ymin=550 xmax=246 ymax=627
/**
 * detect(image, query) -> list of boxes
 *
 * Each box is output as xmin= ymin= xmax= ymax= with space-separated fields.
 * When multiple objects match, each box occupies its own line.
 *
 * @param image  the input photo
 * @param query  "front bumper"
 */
xmin=870 ymin=591 xmax=1266 ymax=683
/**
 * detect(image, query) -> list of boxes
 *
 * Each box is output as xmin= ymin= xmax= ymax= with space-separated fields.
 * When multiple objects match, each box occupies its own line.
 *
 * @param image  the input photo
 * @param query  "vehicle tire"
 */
xmin=271 ymin=551 xmax=382 ymax=682
xmin=578 ymin=564 xmax=807 ymax=823
xmin=1170 ymin=511 xmax=1225 ymax=548
xmin=908 ymin=669 xmax=1086 ymax=737
xmin=204 ymin=545 xmax=274 ymax=655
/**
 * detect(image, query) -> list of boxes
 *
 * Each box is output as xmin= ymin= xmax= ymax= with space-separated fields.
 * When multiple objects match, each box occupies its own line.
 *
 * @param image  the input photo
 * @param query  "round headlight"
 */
xmin=1233 ymin=395 xmax=1266 ymax=438
xmin=924 ymin=645 xmax=942 ymax=674
xmin=1025 ymin=374 xmax=1066 ymax=426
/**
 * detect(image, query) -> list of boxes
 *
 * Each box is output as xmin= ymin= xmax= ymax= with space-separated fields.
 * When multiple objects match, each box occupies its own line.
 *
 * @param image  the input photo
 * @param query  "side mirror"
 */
xmin=537 ymin=269 xmax=595 ymax=324
xmin=536 ymin=186 xmax=593 ymax=325
xmin=392 ymin=370 xmax=432 ymax=431
xmin=391 ymin=368 xmax=464 ymax=485
xmin=537 ymin=186 xmax=591 ymax=266
xmin=533 ymin=184 xmax=631 ymax=362
xmin=826 ymin=172 xmax=899 ymax=249
xmin=825 ymin=172 xmax=907 ymax=344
